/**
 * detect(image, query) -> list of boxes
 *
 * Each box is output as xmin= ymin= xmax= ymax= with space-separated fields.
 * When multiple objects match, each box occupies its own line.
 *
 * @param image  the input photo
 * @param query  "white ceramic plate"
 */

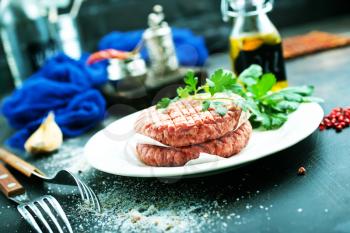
xmin=84 ymin=103 xmax=323 ymax=178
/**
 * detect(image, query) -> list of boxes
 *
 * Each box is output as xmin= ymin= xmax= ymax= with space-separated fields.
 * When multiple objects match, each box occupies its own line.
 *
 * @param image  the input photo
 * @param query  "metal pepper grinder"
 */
xmin=143 ymin=5 xmax=179 ymax=77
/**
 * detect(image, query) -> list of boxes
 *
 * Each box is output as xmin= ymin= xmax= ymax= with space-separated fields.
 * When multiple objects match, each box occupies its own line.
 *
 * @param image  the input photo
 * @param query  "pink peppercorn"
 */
xmin=319 ymin=107 xmax=350 ymax=132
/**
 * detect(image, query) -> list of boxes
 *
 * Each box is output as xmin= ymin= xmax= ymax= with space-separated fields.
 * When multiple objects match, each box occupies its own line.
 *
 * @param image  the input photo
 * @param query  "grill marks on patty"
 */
xmin=136 ymin=122 xmax=253 ymax=167
xmin=134 ymin=98 xmax=251 ymax=167
xmin=134 ymin=99 xmax=242 ymax=147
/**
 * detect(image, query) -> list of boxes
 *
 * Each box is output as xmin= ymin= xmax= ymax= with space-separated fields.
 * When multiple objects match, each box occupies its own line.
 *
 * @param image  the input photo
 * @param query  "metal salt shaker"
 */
xmin=106 ymin=54 xmax=147 ymax=97
xmin=143 ymin=5 xmax=179 ymax=76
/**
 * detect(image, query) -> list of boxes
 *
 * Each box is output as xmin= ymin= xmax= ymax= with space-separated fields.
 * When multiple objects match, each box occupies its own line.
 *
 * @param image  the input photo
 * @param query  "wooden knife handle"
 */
xmin=0 ymin=163 xmax=25 ymax=197
xmin=0 ymin=148 xmax=44 ymax=178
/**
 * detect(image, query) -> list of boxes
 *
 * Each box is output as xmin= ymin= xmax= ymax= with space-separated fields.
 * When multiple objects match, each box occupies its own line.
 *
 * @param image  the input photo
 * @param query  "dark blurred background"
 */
xmin=1 ymin=0 xmax=350 ymax=94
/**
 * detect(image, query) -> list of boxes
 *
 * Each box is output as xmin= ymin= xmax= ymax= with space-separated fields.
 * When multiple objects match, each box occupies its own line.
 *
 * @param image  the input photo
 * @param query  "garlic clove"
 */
xmin=24 ymin=112 xmax=63 ymax=154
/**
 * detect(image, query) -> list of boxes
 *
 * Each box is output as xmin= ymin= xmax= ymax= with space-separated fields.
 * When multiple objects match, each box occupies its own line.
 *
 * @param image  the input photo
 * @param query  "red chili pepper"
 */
xmin=87 ymin=49 xmax=131 ymax=65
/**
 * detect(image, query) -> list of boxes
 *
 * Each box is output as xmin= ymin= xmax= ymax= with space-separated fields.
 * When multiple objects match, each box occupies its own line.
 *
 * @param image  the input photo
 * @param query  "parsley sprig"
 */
xmin=156 ymin=65 xmax=322 ymax=130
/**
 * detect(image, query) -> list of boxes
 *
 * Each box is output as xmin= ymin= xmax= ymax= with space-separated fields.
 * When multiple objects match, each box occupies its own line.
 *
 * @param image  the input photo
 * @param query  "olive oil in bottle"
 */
xmin=230 ymin=33 xmax=287 ymax=89
xmin=222 ymin=0 xmax=287 ymax=90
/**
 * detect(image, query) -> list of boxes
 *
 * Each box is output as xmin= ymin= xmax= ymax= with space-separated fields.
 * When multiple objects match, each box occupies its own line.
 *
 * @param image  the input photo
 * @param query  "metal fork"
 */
xmin=0 ymin=148 xmax=101 ymax=212
xmin=36 ymin=170 xmax=101 ymax=212
xmin=0 ymin=163 xmax=73 ymax=233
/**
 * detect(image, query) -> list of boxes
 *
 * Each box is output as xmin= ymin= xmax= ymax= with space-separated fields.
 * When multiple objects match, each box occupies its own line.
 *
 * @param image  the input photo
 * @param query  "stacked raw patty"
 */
xmin=134 ymin=98 xmax=252 ymax=166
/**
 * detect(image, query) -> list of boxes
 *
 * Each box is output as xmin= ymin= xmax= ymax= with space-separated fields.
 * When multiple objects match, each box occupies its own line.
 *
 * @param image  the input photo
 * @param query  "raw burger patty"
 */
xmin=134 ymin=99 xmax=243 ymax=147
xmin=136 ymin=122 xmax=252 ymax=167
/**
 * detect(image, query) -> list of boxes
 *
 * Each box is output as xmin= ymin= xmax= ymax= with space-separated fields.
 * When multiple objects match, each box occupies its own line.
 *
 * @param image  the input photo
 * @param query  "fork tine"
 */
xmin=79 ymin=180 xmax=94 ymax=205
xmin=64 ymin=170 xmax=101 ymax=211
xmin=72 ymin=174 xmax=101 ymax=212
xmin=86 ymin=185 xmax=101 ymax=212
xmin=71 ymin=174 xmax=89 ymax=201
xmin=37 ymin=198 xmax=64 ymax=233
xmin=27 ymin=203 xmax=53 ymax=233
xmin=71 ymin=174 xmax=93 ymax=204
xmin=44 ymin=195 xmax=73 ymax=233
xmin=80 ymin=180 xmax=101 ymax=212
xmin=17 ymin=205 xmax=43 ymax=233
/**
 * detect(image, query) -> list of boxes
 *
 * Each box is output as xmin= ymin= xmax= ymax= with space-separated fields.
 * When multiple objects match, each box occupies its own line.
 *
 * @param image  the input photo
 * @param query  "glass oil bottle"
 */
xmin=221 ymin=0 xmax=287 ymax=90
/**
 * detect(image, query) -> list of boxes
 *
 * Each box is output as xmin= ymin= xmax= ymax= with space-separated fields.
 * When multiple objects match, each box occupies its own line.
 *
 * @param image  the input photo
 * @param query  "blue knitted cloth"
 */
xmin=1 ymin=53 xmax=107 ymax=149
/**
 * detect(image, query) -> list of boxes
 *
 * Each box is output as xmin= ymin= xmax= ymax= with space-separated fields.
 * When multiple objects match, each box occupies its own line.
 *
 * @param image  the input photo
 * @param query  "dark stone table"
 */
xmin=1 ymin=17 xmax=350 ymax=233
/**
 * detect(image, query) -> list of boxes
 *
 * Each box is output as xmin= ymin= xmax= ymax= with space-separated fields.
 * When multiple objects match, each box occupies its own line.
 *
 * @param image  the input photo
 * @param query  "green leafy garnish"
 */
xmin=207 ymin=69 xmax=239 ymax=95
xmin=156 ymin=98 xmax=172 ymax=109
xmin=211 ymin=102 xmax=228 ymax=116
xmin=176 ymin=87 xmax=191 ymax=99
xmin=236 ymin=65 xmax=322 ymax=129
xmin=174 ymin=71 xmax=200 ymax=99
xmin=248 ymin=73 xmax=276 ymax=98
xmin=156 ymin=65 xmax=322 ymax=130
xmin=201 ymin=101 xmax=228 ymax=116
xmin=202 ymin=100 xmax=210 ymax=111
xmin=184 ymin=70 xmax=198 ymax=94
xmin=238 ymin=64 xmax=262 ymax=86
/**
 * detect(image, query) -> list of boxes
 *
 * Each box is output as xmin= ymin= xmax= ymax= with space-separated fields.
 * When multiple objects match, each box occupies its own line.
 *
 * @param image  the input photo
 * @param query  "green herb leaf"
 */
xmin=184 ymin=70 xmax=198 ymax=94
xmin=177 ymin=86 xmax=191 ymax=99
xmin=213 ymin=103 xmax=228 ymax=116
xmin=269 ymin=113 xmax=288 ymax=129
xmin=202 ymin=100 xmax=210 ymax=111
xmin=280 ymin=92 xmax=303 ymax=102
xmin=258 ymin=73 xmax=276 ymax=94
xmin=260 ymin=113 xmax=272 ymax=129
xmin=245 ymin=98 xmax=261 ymax=117
xmin=206 ymin=79 xmax=215 ymax=88
xmin=248 ymin=73 xmax=276 ymax=98
xmin=207 ymin=69 xmax=237 ymax=95
xmin=273 ymin=100 xmax=300 ymax=112
xmin=245 ymin=98 xmax=270 ymax=128
xmin=281 ymin=86 xmax=314 ymax=96
xmin=176 ymin=70 xmax=199 ymax=99
xmin=202 ymin=101 xmax=228 ymax=116
xmin=301 ymin=96 xmax=324 ymax=103
xmin=238 ymin=64 xmax=263 ymax=86
xmin=156 ymin=98 xmax=171 ymax=109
